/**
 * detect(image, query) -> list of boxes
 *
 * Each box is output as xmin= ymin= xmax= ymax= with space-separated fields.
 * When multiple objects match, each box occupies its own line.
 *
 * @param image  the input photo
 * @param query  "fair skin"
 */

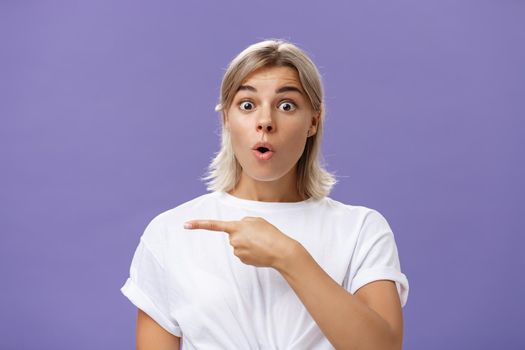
xmin=138 ymin=65 xmax=403 ymax=349
xmin=224 ymin=65 xmax=319 ymax=202
xmin=136 ymin=309 xmax=180 ymax=350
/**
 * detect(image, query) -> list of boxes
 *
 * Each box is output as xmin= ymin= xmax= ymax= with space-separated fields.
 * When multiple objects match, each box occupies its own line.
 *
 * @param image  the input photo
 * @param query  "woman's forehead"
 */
xmin=235 ymin=83 xmax=304 ymax=97
xmin=242 ymin=66 xmax=300 ymax=84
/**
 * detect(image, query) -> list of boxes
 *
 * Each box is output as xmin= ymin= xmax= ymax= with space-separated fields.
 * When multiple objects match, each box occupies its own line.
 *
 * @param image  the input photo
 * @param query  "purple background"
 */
xmin=1 ymin=1 xmax=523 ymax=349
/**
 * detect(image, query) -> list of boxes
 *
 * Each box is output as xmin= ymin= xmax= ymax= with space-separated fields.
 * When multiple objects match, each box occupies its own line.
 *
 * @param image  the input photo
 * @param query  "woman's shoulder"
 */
xmin=152 ymin=192 xmax=217 ymax=224
xmin=139 ymin=192 xmax=217 ymax=249
xmin=324 ymin=196 xmax=384 ymax=218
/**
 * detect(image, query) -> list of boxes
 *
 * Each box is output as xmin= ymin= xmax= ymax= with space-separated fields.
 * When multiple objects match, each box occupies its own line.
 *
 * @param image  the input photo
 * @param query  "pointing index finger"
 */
xmin=184 ymin=220 xmax=235 ymax=234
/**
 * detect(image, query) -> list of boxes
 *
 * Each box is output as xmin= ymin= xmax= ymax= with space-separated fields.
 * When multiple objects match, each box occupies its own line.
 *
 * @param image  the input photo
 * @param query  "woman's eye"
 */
xmin=278 ymin=101 xmax=296 ymax=112
xmin=239 ymin=101 xmax=254 ymax=111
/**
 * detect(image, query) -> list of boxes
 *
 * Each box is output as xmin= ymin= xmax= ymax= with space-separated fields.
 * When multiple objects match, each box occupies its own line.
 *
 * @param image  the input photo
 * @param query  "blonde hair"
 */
xmin=200 ymin=38 xmax=338 ymax=200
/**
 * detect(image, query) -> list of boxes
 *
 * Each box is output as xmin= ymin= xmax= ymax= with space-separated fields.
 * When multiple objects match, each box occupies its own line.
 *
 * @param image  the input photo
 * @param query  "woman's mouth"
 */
xmin=252 ymin=147 xmax=274 ymax=160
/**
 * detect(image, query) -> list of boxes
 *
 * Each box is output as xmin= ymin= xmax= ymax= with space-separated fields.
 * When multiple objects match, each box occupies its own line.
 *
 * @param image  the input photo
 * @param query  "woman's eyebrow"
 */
xmin=237 ymin=84 xmax=304 ymax=95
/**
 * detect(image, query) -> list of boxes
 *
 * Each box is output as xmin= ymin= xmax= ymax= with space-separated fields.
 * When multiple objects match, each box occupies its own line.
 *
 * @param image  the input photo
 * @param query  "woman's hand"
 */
xmin=183 ymin=216 xmax=298 ymax=269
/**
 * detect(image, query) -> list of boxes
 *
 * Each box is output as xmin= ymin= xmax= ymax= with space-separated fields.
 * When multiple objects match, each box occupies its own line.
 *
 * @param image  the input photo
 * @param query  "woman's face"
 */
xmin=224 ymin=65 xmax=319 ymax=183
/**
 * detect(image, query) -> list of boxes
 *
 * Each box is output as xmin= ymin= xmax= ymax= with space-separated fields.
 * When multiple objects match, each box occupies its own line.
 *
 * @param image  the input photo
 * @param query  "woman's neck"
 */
xmin=228 ymin=172 xmax=304 ymax=203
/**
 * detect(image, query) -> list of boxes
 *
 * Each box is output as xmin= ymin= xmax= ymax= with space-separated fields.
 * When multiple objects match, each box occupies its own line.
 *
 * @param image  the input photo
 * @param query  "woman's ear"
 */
xmin=309 ymin=111 xmax=320 ymax=136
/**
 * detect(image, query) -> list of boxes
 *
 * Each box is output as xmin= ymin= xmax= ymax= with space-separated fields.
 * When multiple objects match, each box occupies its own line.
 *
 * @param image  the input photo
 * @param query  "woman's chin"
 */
xmin=242 ymin=169 xmax=286 ymax=183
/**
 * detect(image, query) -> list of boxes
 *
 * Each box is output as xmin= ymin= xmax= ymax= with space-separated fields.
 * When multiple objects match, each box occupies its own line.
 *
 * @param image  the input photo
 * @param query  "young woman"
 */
xmin=121 ymin=39 xmax=409 ymax=350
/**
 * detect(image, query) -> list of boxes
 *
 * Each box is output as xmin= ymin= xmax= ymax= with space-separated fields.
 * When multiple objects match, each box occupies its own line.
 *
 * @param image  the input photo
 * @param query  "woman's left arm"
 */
xmin=183 ymin=217 xmax=403 ymax=350
xmin=275 ymin=241 xmax=403 ymax=350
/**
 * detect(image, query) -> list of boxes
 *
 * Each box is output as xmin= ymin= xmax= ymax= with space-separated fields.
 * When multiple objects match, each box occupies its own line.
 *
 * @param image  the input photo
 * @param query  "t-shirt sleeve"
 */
xmin=120 ymin=216 xmax=182 ymax=337
xmin=344 ymin=209 xmax=409 ymax=308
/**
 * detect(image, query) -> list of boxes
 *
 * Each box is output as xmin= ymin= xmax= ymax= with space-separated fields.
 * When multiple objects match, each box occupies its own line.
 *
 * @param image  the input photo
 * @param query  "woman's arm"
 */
xmin=275 ymin=242 xmax=403 ymax=350
xmin=183 ymin=217 xmax=403 ymax=349
xmin=136 ymin=308 xmax=181 ymax=350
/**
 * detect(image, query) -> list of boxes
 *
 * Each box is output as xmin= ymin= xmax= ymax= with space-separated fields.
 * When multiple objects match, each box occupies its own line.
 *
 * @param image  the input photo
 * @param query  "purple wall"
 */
xmin=2 ymin=1 xmax=523 ymax=349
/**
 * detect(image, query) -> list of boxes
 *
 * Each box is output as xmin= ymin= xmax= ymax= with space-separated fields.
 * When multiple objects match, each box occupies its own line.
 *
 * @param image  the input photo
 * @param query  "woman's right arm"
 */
xmin=136 ymin=308 xmax=181 ymax=350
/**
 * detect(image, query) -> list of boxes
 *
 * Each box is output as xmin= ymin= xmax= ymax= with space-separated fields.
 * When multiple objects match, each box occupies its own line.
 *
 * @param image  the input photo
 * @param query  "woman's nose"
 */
xmin=257 ymin=120 xmax=273 ymax=133
xmin=256 ymin=106 xmax=274 ymax=133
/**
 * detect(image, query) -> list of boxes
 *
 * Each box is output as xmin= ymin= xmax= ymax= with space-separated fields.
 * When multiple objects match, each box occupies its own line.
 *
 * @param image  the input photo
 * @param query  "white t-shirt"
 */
xmin=120 ymin=190 xmax=409 ymax=349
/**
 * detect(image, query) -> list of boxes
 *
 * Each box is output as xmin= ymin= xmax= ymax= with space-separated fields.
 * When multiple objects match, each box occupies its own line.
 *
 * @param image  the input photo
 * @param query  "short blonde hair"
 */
xmin=200 ymin=38 xmax=338 ymax=200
